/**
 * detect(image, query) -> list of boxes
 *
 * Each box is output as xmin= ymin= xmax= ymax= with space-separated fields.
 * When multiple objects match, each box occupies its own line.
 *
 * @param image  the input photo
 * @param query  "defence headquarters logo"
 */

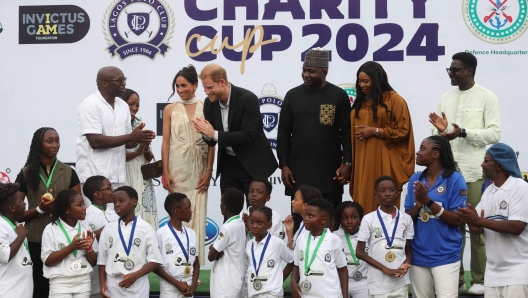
xmin=463 ymin=0 xmax=528 ymax=43
xmin=103 ymin=0 xmax=175 ymax=60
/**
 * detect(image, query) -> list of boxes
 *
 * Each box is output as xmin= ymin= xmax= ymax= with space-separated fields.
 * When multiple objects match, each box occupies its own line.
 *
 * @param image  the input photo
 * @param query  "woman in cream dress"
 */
xmin=162 ymin=65 xmax=215 ymax=265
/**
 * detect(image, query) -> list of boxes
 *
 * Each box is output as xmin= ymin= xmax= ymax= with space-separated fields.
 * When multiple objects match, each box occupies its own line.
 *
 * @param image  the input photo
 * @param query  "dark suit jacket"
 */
xmin=202 ymin=83 xmax=278 ymax=179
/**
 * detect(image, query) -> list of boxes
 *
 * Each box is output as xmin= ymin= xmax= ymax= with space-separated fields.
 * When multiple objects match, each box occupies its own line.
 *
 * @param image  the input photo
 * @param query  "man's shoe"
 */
xmin=468 ymin=284 xmax=485 ymax=295
xmin=458 ymin=284 xmax=466 ymax=291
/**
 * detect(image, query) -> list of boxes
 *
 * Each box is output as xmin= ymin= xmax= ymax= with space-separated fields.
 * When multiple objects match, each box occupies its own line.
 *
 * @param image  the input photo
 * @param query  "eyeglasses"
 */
xmin=483 ymin=158 xmax=495 ymax=163
xmin=445 ymin=67 xmax=467 ymax=74
xmin=97 ymin=186 xmax=114 ymax=192
xmin=105 ymin=77 xmax=127 ymax=83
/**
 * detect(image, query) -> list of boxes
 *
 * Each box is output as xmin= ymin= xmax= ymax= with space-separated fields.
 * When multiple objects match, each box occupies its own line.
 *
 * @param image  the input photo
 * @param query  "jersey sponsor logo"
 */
xmin=102 ymin=0 xmax=175 ymax=60
xmin=258 ymin=83 xmax=283 ymax=150
xmin=133 ymin=238 xmax=141 ymax=247
xmin=299 ymin=250 xmax=304 ymax=262
xmin=463 ymin=0 xmax=528 ymax=43
xmin=499 ymin=200 xmax=508 ymax=210
xmin=267 ymin=259 xmax=275 ymax=268
xmin=190 ymin=247 xmax=196 ymax=256
xmin=436 ymin=185 xmax=446 ymax=194
xmin=205 ymin=217 xmax=220 ymax=245
xmin=374 ymin=227 xmax=383 ymax=238
xmin=324 ymin=253 xmax=332 ymax=262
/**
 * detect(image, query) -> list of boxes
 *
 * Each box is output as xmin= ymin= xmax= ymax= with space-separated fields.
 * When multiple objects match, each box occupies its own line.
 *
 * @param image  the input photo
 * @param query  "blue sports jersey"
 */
xmin=404 ymin=169 xmax=467 ymax=267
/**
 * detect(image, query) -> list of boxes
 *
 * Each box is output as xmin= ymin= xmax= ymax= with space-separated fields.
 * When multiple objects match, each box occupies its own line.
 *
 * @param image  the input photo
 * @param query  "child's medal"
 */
xmin=343 ymin=229 xmax=362 ymax=281
xmin=420 ymin=211 xmax=430 ymax=223
xmin=168 ymin=223 xmax=192 ymax=277
xmin=118 ymin=216 xmax=138 ymax=270
xmin=57 ymin=220 xmax=82 ymax=271
xmin=39 ymin=159 xmax=58 ymax=201
xmin=302 ymin=229 xmax=327 ymax=291
xmin=376 ymin=209 xmax=399 ymax=263
xmin=251 ymin=233 xmax=271 ymax=291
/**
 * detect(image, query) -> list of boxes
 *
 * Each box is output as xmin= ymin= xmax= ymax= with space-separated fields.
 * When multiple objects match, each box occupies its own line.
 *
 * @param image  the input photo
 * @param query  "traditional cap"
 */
xmin=486 ymin=143 xmax=521 ymax=178
xmin=304 ymin=47 xmax=329 ymax=68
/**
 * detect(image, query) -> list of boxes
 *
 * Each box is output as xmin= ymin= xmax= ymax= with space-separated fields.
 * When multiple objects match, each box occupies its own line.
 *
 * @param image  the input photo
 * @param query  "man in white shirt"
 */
xmin=76 ymin=66 xmax=156 ymax=206
xmin=458 ymin=143 xmax=528 ymax=298
xmin=429 ymin=52 xmax=500 ymax=294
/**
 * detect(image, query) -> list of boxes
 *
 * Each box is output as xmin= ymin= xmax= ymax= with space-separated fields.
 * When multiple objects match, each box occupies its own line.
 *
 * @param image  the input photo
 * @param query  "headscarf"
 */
xmin=486 ymin=143 xmax=521 ymax=178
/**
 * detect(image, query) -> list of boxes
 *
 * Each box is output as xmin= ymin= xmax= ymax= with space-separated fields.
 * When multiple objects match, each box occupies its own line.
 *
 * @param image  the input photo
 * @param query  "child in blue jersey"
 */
xmin=404 ymin=136 xmax=467 ymax=297
xmin=333 ymin=201 xmax=369 ymax=298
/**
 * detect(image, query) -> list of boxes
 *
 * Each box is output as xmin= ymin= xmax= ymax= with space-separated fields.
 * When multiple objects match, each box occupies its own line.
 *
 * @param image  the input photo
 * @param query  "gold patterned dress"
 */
xmin=168 ymin=98 xmax=208 ymax=265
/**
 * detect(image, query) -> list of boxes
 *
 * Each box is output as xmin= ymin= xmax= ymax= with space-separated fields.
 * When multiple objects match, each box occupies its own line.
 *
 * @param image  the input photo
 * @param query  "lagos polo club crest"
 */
xmin=258 ymin=84 xmax=283 ymax=150
xmin=103 ymin=0 xmax=175 ymax=60
xmin=463 ymin=0 xmax=528 ymax=43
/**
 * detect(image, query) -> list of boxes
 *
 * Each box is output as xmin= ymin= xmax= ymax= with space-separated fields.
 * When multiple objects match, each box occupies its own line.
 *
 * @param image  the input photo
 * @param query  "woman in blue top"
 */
xmin=405 ymin=135 xmax=467 ymax=298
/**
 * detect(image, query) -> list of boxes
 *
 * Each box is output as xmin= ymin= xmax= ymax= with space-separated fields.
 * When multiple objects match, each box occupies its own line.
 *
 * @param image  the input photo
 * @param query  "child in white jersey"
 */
xmin=356 ymin=176 xmax=414 ymax=298
xmin=154 ymin=193 xmax=200 ymax=297
xmin=82 ymin=175 xmax=119 ymax=297
xmin=284 ymin=186 xmax=323 ymax=250
xmin=333 ymin=201 xmax=369 ymax=298
xmin=41 ymin=189 xmax=97 ymax=298
xmin=0 ymin=182 xmax=33 ymax=298
xmin=243 ymin=177 xmax=285 ymax=240
xmin=97 ymin=186 xmax=162 ymax=298
xmin=246 ymin=206 xmax=293 ymax=297
xmin=209 ymin=188 xmax=246 ymax=298
xmin=291 ymin=198 xmax=348 ymax=298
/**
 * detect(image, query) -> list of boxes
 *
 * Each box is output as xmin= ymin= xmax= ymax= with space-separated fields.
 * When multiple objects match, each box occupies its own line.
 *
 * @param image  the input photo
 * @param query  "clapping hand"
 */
xmin=457 ymin=203 xmax=483 ymax=226
xmin=429 ymin=112 xmax=448 ymax=132
xmin=413 ymin=181 xmax=429 ymax=206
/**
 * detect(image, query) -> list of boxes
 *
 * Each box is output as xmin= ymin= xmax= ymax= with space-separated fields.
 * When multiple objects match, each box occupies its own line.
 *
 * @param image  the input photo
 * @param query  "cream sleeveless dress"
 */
xmin=168 ymin=98 xmax=208 ymax=265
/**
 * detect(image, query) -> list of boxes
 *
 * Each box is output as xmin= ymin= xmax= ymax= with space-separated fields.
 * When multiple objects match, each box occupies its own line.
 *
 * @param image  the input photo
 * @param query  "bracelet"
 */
xmin=86 ymin=246 xmax=93 ymax=253
xmin=435 ymin=207 xmax=445 ymax=217
xmin=207 ymin=166 xmax=213 ymax=171
xmin=375 ymin=128 xmax=379 ymax=136
xmin=36 ymin=206 xmax=45 ymax=214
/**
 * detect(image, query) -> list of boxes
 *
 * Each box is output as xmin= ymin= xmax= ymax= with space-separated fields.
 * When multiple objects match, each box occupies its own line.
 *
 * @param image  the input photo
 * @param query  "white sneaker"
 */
xmin=458 ymin=284 xmax=466 ymax=291
xmin=468 ymin=284 xmax=485 ymax=295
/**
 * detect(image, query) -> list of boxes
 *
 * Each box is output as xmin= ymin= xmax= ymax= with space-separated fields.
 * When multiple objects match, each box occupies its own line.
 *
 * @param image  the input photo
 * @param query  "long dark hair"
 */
xmin=427 ymin=135 xmax=460 ymax=172
xmin=51 ymin=190 xmax=79 ymax=223
xmin=24 ymin=127 xmax=57 ymax=191
xmin=167 ymin=65 xmax=198 ymax=102
xmin=351 ymin=61 xmax=394 ymax=122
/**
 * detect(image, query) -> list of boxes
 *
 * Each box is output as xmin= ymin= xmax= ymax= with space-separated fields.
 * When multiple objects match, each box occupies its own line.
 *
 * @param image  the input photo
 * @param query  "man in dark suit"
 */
xmin=193 ymin=64 xmax=278 ymax=203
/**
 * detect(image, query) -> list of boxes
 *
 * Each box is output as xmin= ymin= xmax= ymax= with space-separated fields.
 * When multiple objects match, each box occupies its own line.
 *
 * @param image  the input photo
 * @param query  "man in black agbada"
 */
xmin=277 ymin=48 xmax=352 ymax=231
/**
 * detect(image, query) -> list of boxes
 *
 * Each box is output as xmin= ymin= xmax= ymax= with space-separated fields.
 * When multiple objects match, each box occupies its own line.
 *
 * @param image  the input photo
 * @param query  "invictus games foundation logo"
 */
xmin=463 ymin=0 xmax=528 ymax=43
xmin=338 ymin=83 xmax=357 ymax=106
xmin=102 ymin=0 xmax=175 ymax=60
xmin=19 ymin=5 xmax=90 ymax=44
xmin=258 ymin=84 xmax=283 ymax=150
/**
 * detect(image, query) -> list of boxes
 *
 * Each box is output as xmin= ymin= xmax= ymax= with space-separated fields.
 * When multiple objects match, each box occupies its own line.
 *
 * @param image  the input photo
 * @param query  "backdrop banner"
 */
xmin=1 ymin=0 xmax=527 ymax=269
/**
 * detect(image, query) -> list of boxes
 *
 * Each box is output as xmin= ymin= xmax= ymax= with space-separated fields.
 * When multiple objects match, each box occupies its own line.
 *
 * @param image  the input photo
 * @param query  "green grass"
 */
xmin=149 ymin=270 xmax=473 ymax=294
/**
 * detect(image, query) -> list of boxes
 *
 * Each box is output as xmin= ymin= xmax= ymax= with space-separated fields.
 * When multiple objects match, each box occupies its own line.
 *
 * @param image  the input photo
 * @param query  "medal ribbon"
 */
xmin=92 ymin=204 xmax=110 ymax=223
xmin=168 ymin=224 xmax=190 ymax=263
xmin=251 ymin=233 xmax=271 ymax=277
xmin=118 ymin=216 xmax=137 ymax=256
xmin=343 ymin=230 xmax=360 ymax=267
xmin=296 ymin=223 xmax=305 ymax=241
xmin=376 ymin=209 xmax=400 ymax=250
xmin=56 ymin=220 xmax=81 ymax=257
xmin=304 ymin=229 xmax=326 ymax=275
xmin=1 ymin=215 xmax=30 ymax=256
xmin=38 ymin=159 xmax=58 ymax=189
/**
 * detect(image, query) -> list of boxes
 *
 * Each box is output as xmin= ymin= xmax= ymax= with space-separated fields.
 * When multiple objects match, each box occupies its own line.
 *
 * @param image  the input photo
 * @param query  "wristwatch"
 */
xmin=425 ymin=199 xmax=434 ymax=208
xmin=344 ymin=162 xmax=352 ymax=167
xmin=459 ymin=128 xmax=467 ymax=138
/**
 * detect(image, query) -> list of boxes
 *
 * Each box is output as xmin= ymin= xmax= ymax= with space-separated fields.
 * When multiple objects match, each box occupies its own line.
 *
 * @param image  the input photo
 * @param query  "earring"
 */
xmin=66 ymin=212 xmax=68 ymax=214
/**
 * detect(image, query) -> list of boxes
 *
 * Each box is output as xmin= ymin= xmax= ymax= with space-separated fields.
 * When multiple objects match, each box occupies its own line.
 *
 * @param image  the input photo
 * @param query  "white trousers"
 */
xmin=369 ymin=285 xmax=408 ymax=298
xmin=410 ymin=261 xmax=459 ymax=298
xmin=349 ymin=278 xmax=368 ymax=298
xmin=49 ymin=274 xmax=91 ymax=298
xmin=484 ymin=284 xmax=528 ymax=298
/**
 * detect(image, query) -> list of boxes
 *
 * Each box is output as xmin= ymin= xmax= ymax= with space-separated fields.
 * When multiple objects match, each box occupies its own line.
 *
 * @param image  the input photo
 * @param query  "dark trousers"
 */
xmin=292 ymin=192 xmax=343 ymax=234
xmin=219 ymin=154 xmax=254 ymax=208
xmin=29 ymin=241 xmax=49 ymax=298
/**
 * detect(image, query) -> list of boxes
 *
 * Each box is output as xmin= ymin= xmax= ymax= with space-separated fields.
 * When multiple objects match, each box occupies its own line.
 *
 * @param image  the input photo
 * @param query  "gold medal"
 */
xmin=420 ymin=212 xmax=430 ymax=223
xmin=42 ymin=192 xmax=54 ymax=202
xmin=184 ymin=266 xmax=191 ymax=277
xmin=386 ymin=251 xmax=395 ymax=262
